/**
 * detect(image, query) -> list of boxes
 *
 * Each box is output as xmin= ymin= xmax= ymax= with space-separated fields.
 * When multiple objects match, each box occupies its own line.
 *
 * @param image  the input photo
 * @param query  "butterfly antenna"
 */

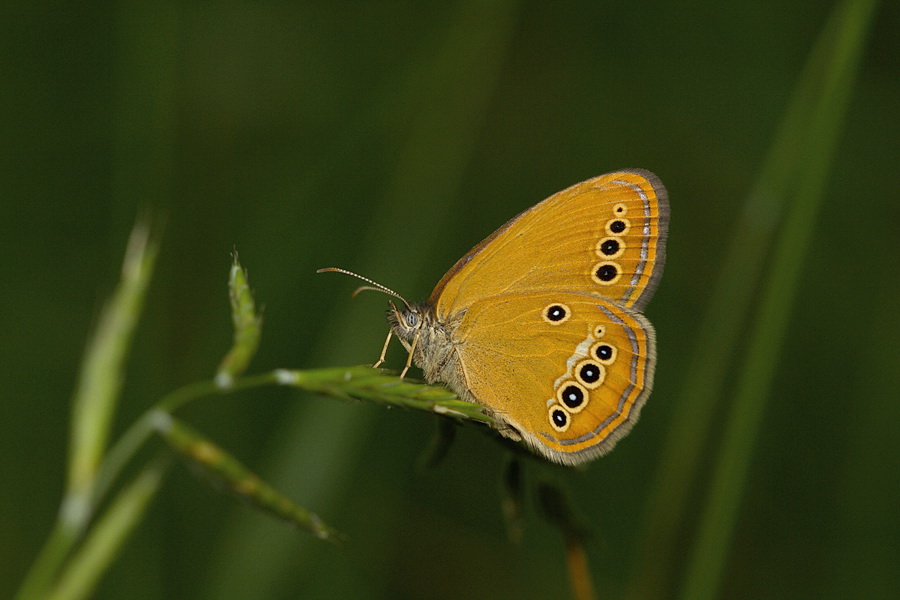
xmin=317 ymin=267 xmax=412 ymax=310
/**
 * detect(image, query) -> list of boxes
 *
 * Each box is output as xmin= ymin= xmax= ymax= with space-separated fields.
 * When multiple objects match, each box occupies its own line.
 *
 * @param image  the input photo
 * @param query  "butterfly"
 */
xmin=321 ymin=170 xmax=668 ymax=465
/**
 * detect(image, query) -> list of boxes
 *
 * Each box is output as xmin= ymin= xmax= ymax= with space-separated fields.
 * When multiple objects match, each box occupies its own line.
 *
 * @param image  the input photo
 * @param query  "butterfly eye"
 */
xmin=592 ymin=342 xmax=617 ymax=365
xmin=557 ymin=382 xmax=589 ymax=413
xmin=575 ymin=360 xmax=605 ymax=389
xmin=549 ymin=405 xmax=570 ymax=433
xmin=542 ymin=303 xmax=571 ymax=325
xmin=404 ymin=312 xmax=419 ymax=327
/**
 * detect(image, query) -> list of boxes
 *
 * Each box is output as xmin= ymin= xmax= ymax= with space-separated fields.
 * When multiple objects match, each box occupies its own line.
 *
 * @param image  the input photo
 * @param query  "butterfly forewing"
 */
xmin=431 ymin=170 xmax=669 ymax=318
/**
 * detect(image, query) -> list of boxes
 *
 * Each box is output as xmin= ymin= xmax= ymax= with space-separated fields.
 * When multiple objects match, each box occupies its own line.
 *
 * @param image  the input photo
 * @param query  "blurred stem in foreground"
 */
xmin=46 ymin=460 xmax=169 ymax=600
xmin=66 ymin=224 xmax=158 ymax=522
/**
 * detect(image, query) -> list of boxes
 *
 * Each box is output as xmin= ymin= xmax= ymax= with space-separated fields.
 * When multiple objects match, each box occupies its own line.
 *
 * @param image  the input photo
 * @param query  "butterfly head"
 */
xmin=387 ymin=300 xmax=429 ymax=345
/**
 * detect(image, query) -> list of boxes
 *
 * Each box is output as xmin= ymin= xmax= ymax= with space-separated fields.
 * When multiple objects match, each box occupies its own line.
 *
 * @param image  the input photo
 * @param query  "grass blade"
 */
xmin=627 ymin=2 xmax=880 ymax=598
xmin=679 ymin=1 xmax=880 ymax=599
xmin=67 ymin=223 xmax=158 ymax=508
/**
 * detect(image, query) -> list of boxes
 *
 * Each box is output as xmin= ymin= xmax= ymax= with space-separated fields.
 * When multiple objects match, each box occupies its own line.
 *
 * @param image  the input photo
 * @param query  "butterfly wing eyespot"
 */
xmin=605 ymin=217 xmax=630 ymax=236
xmin=574 ymin=359 xmax=605 ymax=389
xmin=596 ymin=236 xmax=625 ymax=259
xmin=592 ymin=261 xmax=621 ymax=285
xmin=557 ymin=381 xmax=589 ymax=413
xmin=592 ymin=341 xmax=617 ymax=365
xmin=549 ymin=405 xmax=571 ymax=433
xmin=542 ymin=303 xmax=571 ymax=324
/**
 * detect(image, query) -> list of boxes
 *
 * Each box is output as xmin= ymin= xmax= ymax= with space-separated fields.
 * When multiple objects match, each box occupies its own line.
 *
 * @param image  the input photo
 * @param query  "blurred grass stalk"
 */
xmin=16 ymin=224 xmax=159 ymax=600
xmin=67 ymin=225 xmax=157 ymax=511
xmin=45 ymin=461 xmax=168 ymax=600
xmin=537 ymin=482 xmax=596 ymax=600
xmin=627 ymin=0 xmax=879 ymax=599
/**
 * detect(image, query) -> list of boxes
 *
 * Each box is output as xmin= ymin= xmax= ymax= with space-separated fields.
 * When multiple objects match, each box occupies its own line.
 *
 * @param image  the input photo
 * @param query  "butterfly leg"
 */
xmin=372 ymin=329 xmax=394 ymax=369
xmin=399 ymin=331 xmax=419 ymax=379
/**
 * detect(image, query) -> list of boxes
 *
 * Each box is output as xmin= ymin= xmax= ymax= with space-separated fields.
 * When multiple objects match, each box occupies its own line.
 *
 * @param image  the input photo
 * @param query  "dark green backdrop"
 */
xmin=2 ymin=1 xmax=897 ymax=599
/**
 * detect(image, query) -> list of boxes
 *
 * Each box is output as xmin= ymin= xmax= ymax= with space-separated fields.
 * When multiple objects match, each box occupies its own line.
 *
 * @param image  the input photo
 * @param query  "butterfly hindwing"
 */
xmin=451 ymin=290 xmax=656 ymax=464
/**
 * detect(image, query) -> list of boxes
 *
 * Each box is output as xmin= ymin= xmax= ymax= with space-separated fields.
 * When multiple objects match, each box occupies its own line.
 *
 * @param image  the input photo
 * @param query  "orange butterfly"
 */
xmin=323 ymin=170 xmax=668 ymax=465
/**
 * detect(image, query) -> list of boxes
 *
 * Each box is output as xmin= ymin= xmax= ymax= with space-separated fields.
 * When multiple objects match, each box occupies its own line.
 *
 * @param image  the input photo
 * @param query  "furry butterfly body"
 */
xmin=330 ymin=170 xmax=668 ymax=466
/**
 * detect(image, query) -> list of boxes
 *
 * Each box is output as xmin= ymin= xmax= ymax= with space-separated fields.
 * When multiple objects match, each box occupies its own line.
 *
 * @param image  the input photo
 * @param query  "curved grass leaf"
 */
xmin=157 ymin=414 xmax=343 ymax=544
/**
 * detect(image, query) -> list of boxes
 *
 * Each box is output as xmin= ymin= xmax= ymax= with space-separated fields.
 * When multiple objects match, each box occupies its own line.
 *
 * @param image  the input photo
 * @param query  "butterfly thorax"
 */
xmin=387 ymin=303 xmax=470 ymax=400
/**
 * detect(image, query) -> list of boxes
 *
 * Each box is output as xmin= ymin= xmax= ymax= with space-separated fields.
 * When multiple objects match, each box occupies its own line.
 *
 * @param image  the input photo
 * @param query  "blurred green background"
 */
xmin=2 ymin=1 xmax=898 ymax=599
